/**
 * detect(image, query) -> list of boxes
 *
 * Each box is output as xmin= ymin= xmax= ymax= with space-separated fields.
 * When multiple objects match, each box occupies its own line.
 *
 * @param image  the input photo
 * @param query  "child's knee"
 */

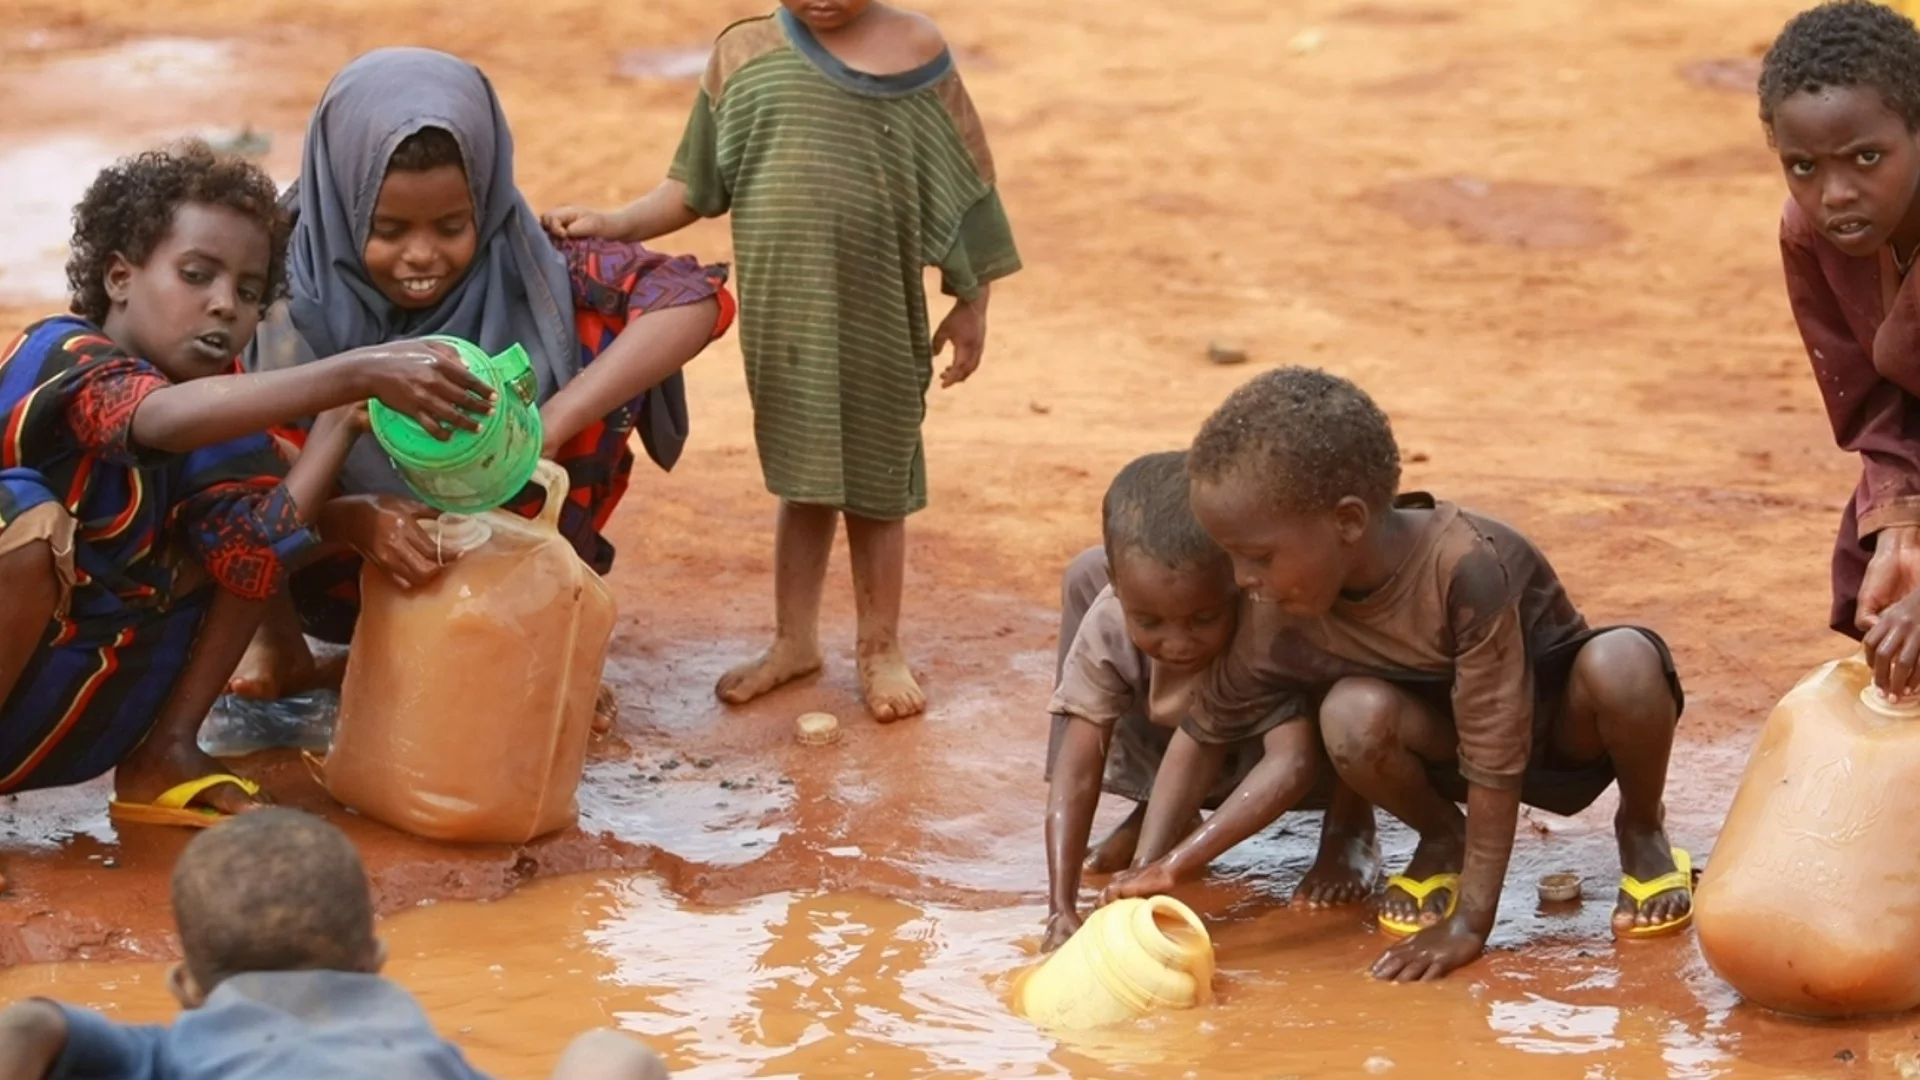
xmin=553 ymin=1030 xmax=670 ymax=1080
xmin=0 ymin=535 xmax=66 ymax=622
xmin=1574 ymin=631 xmax=1676 ymax=735
xmin=1318 ymin=678 xmax=1406 ymax=772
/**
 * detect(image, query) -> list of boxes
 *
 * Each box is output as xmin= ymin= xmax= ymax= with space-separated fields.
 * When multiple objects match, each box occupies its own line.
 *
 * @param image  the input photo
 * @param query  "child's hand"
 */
xmin=348 ymin=342 xmax=495 ymax=439
xmin=1369 ymin=916 xmax=1488 ymax=982
xmin=1097 ymin=862 xmax=1179 ymax=906
xmin=934 ymin=298 xmax=987 ymax=388
xmin=542 ymin=205 xmax=618 ymax=240
xmin=1041 ymin=910 xmax=1083 ymax=952
xmin=313 ymin=402 xmax=372 ymax=438
xmin=1865 ymin=589 xmax=1920 ymax=697
xmin=1857 ymin=524 xmax=1920 ymax=632
xmin=325 ymin=494 xmax=449 ymax=591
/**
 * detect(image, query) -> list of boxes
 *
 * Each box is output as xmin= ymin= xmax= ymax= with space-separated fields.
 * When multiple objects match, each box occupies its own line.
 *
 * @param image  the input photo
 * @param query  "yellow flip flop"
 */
xmin=1616 ymin=848 xmax=1694 ymax=940
xmin=1377 ymin=872 xmax=1460 ymax=937
xmin=108 ymin=774 xmax=261 ymax=829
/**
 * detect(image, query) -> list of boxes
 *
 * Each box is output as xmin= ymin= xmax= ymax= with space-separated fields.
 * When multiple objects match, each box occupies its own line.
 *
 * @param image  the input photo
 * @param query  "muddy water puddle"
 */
xmin=4 ymin=868 xmax=1915 ymax=1079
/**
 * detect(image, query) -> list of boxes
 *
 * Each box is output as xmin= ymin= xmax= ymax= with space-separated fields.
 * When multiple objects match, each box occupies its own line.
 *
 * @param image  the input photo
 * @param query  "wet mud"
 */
xmin=0 ymin=0 xmax=1905 ymax=1074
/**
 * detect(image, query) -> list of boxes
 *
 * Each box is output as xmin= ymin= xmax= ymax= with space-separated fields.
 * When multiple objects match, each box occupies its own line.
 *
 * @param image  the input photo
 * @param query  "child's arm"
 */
xmin=1043 ymin=716 xmax=1111 ymax=950
xmin=543 ymin=181 xmax=702 ymax=245
xmin=0 ymin=1002 xmax=65 ymax=1080
xmin=1101 ymin=719 xmax=1320 ymax=903
xmin=127 ymin=341 xmax=494 ymax=456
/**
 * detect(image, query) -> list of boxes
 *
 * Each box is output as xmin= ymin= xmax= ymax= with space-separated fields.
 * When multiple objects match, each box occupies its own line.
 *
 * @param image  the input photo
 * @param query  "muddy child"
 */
xmin=1045 ymin=452 xmax=1377 ymax=949
xmin=0 ymin=142 xmax=489 ymax=858
xmin=545 ymin=0 xmax=1021 ymax=722
xmin=0 ymin=809 xmax=670 ymax=1080
xmin=1761 ymin=0 xmax=1920 ymax=697
xmin=1183 ymin=367 xmax=1690 ymax=981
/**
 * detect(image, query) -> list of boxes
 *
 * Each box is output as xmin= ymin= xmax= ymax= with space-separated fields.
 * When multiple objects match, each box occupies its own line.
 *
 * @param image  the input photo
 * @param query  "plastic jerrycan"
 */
xmin=1694 ymin=651 xmax=1920 ymax=1018
xmin=1015 ymin=896 xmax=1215 ymax=1031
xmin=320 ymin=460 xmax=617 ymax=844
xmin=368 ymin=334 xmax=543 ymax=515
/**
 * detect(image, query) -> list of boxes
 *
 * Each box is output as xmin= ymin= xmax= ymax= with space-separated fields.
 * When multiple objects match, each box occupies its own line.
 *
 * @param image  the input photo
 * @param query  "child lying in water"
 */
xmin=1045 ymin=452 xmax=1376 ymax=950
xmin=0 ymin=141 xmax=490 ymax=855
xmin=1184 ymin=367 xmax=1689 ymax=980
xmin=0 ymin=809 xmax=669 ymax=1080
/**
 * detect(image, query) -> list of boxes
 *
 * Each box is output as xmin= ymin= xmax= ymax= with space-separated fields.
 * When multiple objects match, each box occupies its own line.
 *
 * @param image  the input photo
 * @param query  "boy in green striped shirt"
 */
xmin=547 ymin=0 xmax=1020 ymax=721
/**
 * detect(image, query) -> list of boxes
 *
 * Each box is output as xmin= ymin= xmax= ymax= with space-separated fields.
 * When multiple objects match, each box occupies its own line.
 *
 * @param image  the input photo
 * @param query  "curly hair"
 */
xmin=1188 ymin=366 xmax=1402 ymax=515
xmin=1102 ymin=450 xmax=1230 ymax=575
xmin=65 ymin=139 xmax=290 ymax=325
xmin=386 ymin=126 xmax=465 ymax=174
xmin=1758 ymin=0 xmax=1920 ymax=131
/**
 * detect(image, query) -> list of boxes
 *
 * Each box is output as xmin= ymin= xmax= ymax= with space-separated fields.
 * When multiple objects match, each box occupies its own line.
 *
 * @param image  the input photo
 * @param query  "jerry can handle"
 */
xmin=531 ymin=459 xmax=570 ymax=531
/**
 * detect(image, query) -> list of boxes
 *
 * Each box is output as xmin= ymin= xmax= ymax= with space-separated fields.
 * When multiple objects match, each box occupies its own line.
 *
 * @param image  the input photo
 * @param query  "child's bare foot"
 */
xmin=592 ymin=683 xmax=620 ymax=735
xmin=114 ymin=736 xmax=266 ymax=817
xmin=227 ymin=635 xmax=344 ymax=700
xmin=1612 ymin=822 xmax=1692 ymax=934
xmin=1295 ymin=820 xmax=1382 ymax=909
xmin=1085 ymin=804 xmax=1148 ymax=874
xmin=858 ymin=642 xmax=925 ymax=722
xmin=1379 ymin=831 xmax=1465 ymax=928
xmin=716 ymin=637 xmax=823 ymax=706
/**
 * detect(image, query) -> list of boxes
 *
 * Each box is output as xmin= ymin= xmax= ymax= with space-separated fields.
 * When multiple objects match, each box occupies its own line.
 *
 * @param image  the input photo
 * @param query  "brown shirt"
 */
xmin=1190 ymin=495 xmax=1588 ymax=789
xmin=1050 ymin=586 xmax=1201 ymax=730
xmin=1780 ymin=198 xmax=1920 ymax=537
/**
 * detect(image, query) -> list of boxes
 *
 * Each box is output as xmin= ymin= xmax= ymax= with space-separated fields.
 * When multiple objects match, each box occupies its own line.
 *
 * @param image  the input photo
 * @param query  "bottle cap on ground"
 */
xmin=1537 ymin=872 xmax=1582 ymax=904
xmin=795 ymin=712 xmax=841 ymax=746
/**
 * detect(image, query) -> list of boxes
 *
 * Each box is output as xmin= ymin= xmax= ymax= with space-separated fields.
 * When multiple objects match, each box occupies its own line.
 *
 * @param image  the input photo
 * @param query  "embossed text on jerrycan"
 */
xmin=1695 ymin=651 xmax=1920 ymax=1018
xmin=368 ymin=334 xmax=543 ymax=515
xmin=320 ymin=460 xmax=616 ymax=845
xmin=1015 ymin=896 xmax=1215 ymax=1031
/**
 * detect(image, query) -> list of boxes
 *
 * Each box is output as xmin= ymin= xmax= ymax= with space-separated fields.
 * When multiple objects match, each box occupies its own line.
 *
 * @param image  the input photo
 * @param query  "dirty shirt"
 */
xmin=669 ymin=10 xmax=1022 ymax=519
xmin=1189 ymin=495 xmax=1590 ymax=790
xmin=1778 ymin=198 xmax=1920 ymax=637
xmin=45 ymin=971 xmax=488 ymax=1080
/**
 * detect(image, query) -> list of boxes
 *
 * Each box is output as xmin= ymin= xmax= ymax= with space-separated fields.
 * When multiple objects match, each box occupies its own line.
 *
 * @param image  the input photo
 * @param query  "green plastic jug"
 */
xmin=368 ymin=335 xmax=542 ymax=514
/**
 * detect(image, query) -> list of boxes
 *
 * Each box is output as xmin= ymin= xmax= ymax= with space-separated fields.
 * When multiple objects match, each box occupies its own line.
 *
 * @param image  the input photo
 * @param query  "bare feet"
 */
xmin=857 ymin=642 xmax=925 ymax=722
xmin=227 ymin=634 xmax=344 ymax=700
xmin=1379 ymin=831 xmax=1464 ymax=929
xmin=592 ymin=683 xmax=620 ymax=736
xmin=1085 ymin=804 xmax=1148 ymax=874
xmin=114 ymin=737 xmax=267 ymax=817
xmin=1295 ymin=817 xmax=1382 ymax=909
xmin=715 ymin=637 xmax=823 ymax=706
xmin=1612 ymin=823 xmax=1692 ymax=935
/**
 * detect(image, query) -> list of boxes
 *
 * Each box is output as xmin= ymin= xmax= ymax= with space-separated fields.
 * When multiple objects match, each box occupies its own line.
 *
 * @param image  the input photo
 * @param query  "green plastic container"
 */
xmin=368 ymin=335 xmax=542 ymax=514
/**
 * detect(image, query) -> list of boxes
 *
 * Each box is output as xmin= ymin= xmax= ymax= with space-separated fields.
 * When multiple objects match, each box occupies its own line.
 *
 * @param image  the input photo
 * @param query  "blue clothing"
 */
xmin=47 ymin=972 xmax=488 ymax=1080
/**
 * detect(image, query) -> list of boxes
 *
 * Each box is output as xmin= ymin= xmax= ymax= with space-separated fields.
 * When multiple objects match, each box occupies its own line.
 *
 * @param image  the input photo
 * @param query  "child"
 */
xmin=0 ymin=809 xmax=669 ymax=1080
xmin=544 ymin=0 xmax=1022 ymax=722
xmin=1184 ymin=367 xmax=1689 ymax=981
xmin=1761 ymin=1 xmax=1920 ymax=696
xmin=236 ymin=48 xmax=734 ymax=728
xmin=1044 ymin=452 xmax=1377 ymax=950
xmin=0 ymin=141 xmax=493 ymax=852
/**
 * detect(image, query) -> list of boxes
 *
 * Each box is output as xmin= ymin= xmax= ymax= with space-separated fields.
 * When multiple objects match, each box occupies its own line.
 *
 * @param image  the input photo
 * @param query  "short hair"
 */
xmin=171 ymin=809 xmax=377 ymax=992
xmin=66 ymin=139 xmax=290 ymax=325
xmin=1188 ymin=366 xmax=1402 ymax=514
xmin=1101 ymin=450 xmax=1230 ymax=575
xmin=1758 ymin=1 xmax=1920 ymax=131
xmin=386 ymin=126 xmax=465 ymax=174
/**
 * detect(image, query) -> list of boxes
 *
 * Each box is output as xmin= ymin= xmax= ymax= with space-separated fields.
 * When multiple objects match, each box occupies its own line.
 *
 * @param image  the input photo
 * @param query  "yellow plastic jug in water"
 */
xmin=1695 ymin=651 xmax=1920 ymax=1018
xmin=1015 ymin=896 xmax=1215 ymax=1031
xmin=320 ymin=460 xmax=617 ymax=844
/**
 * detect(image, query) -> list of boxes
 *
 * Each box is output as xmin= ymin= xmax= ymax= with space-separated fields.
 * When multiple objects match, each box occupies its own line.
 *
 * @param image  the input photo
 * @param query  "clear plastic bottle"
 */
xmin=321 ymin=462 xmax=617 ymax=844
xmin=1695 ymin=651 xmax=1920 ymax=1018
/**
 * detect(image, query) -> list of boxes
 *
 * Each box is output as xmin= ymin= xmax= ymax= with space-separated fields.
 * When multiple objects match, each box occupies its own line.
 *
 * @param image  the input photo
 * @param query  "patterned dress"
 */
xmin=288 ymin=239 xmax=734 ymax=643
xmin=670 ymin=10 xmax=1022 ymax=519
xmin=0 ymin=317 xmax=319 ymax=791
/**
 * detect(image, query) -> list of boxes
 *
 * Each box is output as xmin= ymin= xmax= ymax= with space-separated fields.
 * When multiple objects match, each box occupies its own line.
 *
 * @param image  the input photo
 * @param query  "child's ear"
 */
xmin=166 ymin=964 xmax=207 ymax=1010
xmin=103 ymin=253 xmax=136 ymax=309
xmin=1331 ymin=495 xmax=1371 ymax=544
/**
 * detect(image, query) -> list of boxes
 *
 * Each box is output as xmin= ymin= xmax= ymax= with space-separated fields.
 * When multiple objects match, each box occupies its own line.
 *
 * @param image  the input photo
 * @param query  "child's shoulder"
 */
xmin=705 ymin=14 xmax=792 ymax=98
xmin=882 ymin=6 xmax=949 ymax=68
